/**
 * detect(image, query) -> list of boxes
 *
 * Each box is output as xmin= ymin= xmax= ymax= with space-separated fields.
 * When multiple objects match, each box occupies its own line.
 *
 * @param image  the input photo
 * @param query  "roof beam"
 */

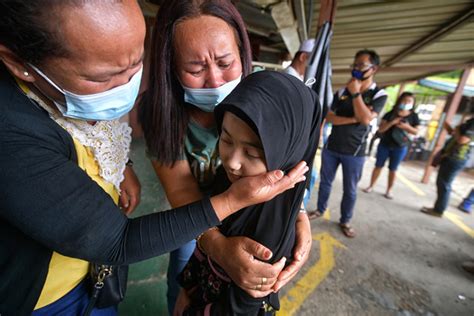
xmin=382 ymin=6 xmax=474 ymax=67
xmin=271 ymin=2 xmax=300 ymax=57
xmin=293 ymin=0 xmax=308 ymax=40
xmin=332 ymin=63 xmax=474 ymax=74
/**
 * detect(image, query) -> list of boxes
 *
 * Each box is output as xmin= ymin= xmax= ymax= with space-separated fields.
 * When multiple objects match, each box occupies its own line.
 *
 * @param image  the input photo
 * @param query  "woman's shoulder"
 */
xmin=0 ymin=89 xmax=75 ymax=161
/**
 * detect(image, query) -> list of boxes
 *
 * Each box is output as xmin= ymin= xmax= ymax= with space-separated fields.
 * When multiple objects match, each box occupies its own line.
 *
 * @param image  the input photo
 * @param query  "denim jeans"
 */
xmin=303 ymin=168 xmax=318 ymax=208
xmin=434 ymin=157 xmax=467 ymax=213
xmin=375 ymin=143 xmax=408 ymax=171
xmin=166 ymin=239 xmax=196 ymax=315
xmin=317 ymin=149 xmax=365 ymax=224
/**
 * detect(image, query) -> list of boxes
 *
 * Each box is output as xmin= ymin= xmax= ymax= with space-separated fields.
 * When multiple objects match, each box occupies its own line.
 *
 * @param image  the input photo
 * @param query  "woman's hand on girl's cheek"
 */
xmin=226 ymin=161 xmax=308 ymax=211
xmin=273 ymin=213 xmax=311 ymax=292
xmin=209 ymin=234 xmax=286 ymax=298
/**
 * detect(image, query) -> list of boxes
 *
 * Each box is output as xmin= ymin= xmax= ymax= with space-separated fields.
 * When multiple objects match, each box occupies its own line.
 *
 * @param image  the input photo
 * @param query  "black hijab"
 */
xmin=214 ymin=70 xmax=322 ymax=313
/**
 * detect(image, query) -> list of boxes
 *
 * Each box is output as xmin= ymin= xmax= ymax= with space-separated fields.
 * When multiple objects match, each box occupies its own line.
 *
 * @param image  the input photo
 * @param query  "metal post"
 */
xmin=318 ymin=0 xmax=337 ymax=28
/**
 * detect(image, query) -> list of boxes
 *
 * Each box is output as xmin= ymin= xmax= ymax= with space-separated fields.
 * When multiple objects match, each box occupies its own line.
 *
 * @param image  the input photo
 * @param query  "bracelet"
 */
xmin=299 ymin=207 xmax=307 ymax=214
xmin=126 ymin=159 xmax=134 ymax=167
xmin=350 ymin=92 xmax=361 ymax=98
xmin=196 ymin=226 xmax=219 ymax=254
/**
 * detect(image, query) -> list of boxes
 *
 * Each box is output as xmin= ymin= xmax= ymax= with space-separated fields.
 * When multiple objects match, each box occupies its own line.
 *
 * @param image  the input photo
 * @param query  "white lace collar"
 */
xmin=26 ymin=90 xmax=131 ymax=192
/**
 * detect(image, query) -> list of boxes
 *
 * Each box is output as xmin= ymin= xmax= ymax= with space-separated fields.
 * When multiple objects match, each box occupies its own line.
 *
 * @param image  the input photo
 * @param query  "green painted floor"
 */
xmin=118 ymin=138 xmax=170 ymax=316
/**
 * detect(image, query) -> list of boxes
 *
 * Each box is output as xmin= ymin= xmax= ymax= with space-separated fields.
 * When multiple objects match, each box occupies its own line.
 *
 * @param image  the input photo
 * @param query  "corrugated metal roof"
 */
xmin=140 ymin=0 xmax=473 ymax=89
xmin=239 ymin=0 xmax=474 ymax=88
xmin=419 ymin=78 xmax=474 ymax=97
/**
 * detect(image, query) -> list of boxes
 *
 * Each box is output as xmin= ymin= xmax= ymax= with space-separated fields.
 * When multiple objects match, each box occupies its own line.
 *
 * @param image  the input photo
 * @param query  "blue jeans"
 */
xmin=303 ymin=168 xmax=318 ymax=208
xmin=32 ymin=281 xmax=117 ymax=316
xmin=460 ymin=189 xmax=474 ymax=213
xmin=166 ymin=239 xmax=196 ymax=315
xmin=322 ymin=122 xmax=331 ymax=145
xmin=317 ymin=149 xmax=365 ymax=224
xmin=434 ymin=158 xmax=467 ymax=213
xmin=375 ymin=143 xmax=408 ymax=171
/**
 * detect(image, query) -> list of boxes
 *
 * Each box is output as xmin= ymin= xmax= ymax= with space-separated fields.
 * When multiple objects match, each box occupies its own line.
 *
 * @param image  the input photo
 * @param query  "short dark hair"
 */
xmin=355 ymin=49 xmax=380 ymax=66
xmin=139 ymin=0 xmax=253 ymax=165
xmin=0 ymin=0 xmax=120 ymax=65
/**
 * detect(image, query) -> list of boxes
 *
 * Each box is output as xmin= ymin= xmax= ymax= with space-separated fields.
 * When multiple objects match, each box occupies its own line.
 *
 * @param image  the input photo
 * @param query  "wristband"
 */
xmin=350 ymin=92 xmax=361 ymax=99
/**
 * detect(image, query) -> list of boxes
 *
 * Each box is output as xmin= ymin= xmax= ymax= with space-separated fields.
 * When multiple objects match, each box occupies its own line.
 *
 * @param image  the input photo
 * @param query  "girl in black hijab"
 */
xmin=177 ymin=71 xmax=322 ymax=315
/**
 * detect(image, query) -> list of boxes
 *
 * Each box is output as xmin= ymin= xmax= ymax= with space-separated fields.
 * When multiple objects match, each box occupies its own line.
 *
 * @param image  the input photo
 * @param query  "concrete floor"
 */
xmin=119 ymin=139 xmax=474 ymax=316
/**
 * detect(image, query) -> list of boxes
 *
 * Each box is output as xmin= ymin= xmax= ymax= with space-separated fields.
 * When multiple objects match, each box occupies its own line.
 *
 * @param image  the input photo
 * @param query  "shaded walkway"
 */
xmin=119 ymin=139 xmax=474 ymax=315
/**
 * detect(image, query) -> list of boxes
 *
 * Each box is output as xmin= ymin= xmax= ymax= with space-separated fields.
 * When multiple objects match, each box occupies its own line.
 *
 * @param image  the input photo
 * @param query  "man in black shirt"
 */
xmin=308 ymin=50 xmax=387 ymax=238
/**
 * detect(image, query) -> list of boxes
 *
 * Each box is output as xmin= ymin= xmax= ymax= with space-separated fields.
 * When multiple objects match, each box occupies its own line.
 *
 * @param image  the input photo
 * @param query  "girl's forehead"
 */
xmin=223 ymin=111 xmax=262 ymax=144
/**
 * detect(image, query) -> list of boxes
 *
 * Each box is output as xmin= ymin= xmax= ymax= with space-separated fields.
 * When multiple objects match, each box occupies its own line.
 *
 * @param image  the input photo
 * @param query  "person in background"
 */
xmin=363 ymin=92 xmax=419 ymax=199
xmin=307 ymin=49 xmax=388 ymax=238
xmin=139 ymin=1 xmax=312 ymax=314
xmin=282 ymin=39 xmax=315 ymax=81
xmin=458 ymin=188 xmax=473 ymax=213
xmin=422 ymin=118 xmax=474 ymax=217
xmin=281 ymin=38 xmax=318 ymax=210
xmin=0 ymin=0 xmax=307 ymax=314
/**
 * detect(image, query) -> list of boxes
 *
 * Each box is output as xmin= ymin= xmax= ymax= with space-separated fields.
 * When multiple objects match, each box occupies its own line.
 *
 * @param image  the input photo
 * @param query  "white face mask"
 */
xmin=399 ymin=103 xmax=413 ymax=111
xmin=29 ymin=64 xmax=143 ymax=121
xmin=182 ymin=75 xmax=242 ymax=112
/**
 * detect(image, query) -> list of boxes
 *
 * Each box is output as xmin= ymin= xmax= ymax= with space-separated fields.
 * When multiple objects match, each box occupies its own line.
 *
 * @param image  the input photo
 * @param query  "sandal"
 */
xmin=339 ymin=223 xmax=356 ymax=238
xmin=384 ymin=192 xmax=393 ymax=199
xmin=307 ymin=210 xmax=323 ymax=220
xmin=362 ymin=187 xmax=373 ymax=193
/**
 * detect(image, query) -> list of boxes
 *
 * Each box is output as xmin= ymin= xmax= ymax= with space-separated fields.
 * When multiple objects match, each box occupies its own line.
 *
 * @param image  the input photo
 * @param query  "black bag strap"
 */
xmin=83 ymin=265 xmax=113 ymax=316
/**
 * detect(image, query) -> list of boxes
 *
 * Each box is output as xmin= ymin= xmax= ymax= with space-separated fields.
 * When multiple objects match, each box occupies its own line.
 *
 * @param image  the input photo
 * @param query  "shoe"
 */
xmin=339 ymin=223 xmax=356 ymax=238
xmin=362 ymin=187 xmax=373 ymax=193
xmin=461 ymin=261 xmax=474 ymax=274
xmin=421 ymin=207 xmax=443 ymax=218
xmin=307 ymin=210 xmax=323 ymax=220
xmin=458 ymin=204 xmax=472 ymax=214
xmin=384 ymin=192 xmax=394 ymax=200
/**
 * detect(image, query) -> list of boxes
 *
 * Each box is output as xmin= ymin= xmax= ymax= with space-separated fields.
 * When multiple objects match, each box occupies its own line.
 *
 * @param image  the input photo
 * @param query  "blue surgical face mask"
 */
xmin=29 ymin=64 xmax=143 ymax=121
xmin=182 ymin=75 xmax=241 ymax=112
xmin=398 ymin=103 xmax=414 ymax=111
xmin=351 ymin=68 xmax=372 ymax=81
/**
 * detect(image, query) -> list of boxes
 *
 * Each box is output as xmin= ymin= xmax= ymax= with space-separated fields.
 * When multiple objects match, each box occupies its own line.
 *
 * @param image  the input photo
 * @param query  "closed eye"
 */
xmin=245 ymin=149 xmax=263 ymax=159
